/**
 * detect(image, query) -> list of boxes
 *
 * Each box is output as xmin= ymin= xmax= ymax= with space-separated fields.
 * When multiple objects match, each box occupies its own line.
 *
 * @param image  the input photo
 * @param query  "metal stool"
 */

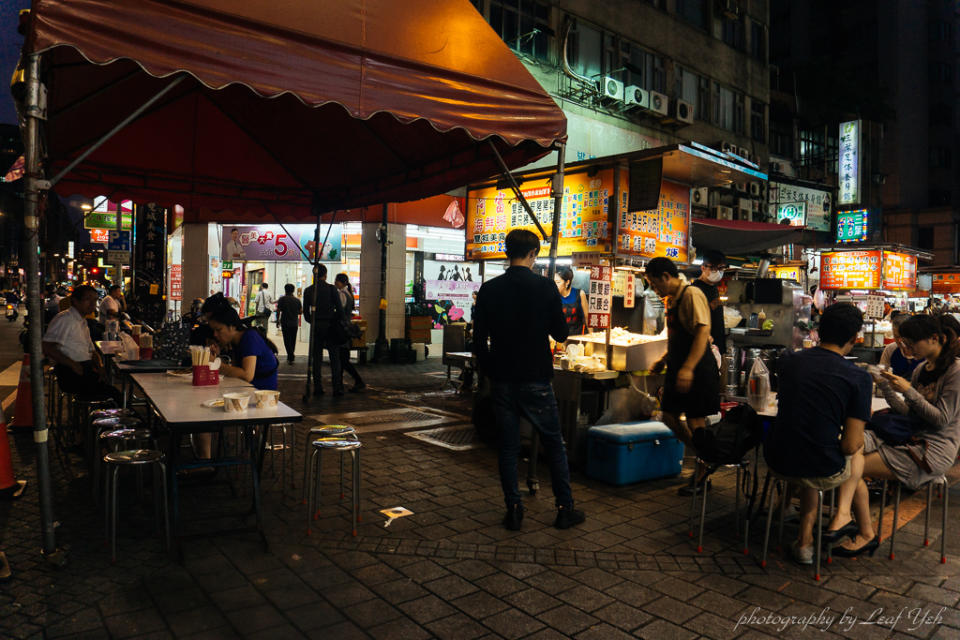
xmin=880 ymin=476 xmax=949 ymax=563
xmin=103 ymin=449 xmax=170 ymax=562
xmin=687 ymin=456 xmax=753 ymax=555
xmin=92 ymin=417 xmax=151 ymax=501
xmin=265 ymin=423 xmax=296 ymax=493
xmin=760 ymin=475 xmax=827 ymax=581
xmin=301 ymin=425 xmax=356 ymax=504
xmin=305 ymin=433 xmax=361 ymax=536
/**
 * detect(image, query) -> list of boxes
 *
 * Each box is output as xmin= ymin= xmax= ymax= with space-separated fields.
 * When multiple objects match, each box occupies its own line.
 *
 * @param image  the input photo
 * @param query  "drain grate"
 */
xmin=312 ymin=408 xmax=461 ymax=433
xmin=405 ymin=425 xmax=480 ymax=451
xmin=346 ymin=410 xmax=440 ymax=426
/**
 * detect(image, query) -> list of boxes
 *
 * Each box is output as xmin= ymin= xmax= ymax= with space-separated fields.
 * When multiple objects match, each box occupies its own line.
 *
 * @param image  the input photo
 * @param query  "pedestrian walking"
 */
xmin=276 ymin=284 xmax=302 ymax=364
xmin=334 ymin=273 xmax=365 ymax=392
xmin=302 ymin=264 xmax=344 ymax=396
xmin=252 ymin=282 xmax=274 ymax=329
xmin=647 ymin=256 xmax=720 ymax=496
xmin=473 ymin=229 xmax=585 ymax=531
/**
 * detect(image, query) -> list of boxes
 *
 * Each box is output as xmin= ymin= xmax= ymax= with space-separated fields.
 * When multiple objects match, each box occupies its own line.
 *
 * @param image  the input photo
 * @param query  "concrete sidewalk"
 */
xmin=1 ymin=358 xmax=959 ymax=639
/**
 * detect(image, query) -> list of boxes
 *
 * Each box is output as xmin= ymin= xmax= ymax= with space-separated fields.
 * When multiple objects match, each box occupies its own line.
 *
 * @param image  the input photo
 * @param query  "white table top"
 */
xmin=757 ymin=393 xmax=890 ymax=418
xmin=131 ymin=372 xmax=301 ymax=428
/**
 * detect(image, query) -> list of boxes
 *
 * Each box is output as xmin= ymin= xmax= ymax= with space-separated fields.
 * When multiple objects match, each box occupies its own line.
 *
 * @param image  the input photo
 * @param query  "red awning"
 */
xmin=24 ymin=0 xmax=566 ymax=221
xmin=692 ymin=218 xmax=811 ymax=255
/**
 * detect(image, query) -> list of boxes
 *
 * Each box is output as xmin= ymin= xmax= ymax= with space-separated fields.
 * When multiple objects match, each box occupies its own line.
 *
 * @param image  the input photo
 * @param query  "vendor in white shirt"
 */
xmin=42 ymin=284 xmax=120 ymax=402
xmin=98 ymin=284 xmax=124 ymax=320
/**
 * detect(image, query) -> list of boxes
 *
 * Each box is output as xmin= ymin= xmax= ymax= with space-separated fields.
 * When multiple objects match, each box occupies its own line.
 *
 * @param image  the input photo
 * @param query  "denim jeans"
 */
xmin=492 ymin=381 xmax=574 ymax=509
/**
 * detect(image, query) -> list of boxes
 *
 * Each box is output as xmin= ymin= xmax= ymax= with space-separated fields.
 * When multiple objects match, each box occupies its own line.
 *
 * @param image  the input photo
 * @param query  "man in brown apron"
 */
xmin=647 ymin=257 xmax=720 ymax=494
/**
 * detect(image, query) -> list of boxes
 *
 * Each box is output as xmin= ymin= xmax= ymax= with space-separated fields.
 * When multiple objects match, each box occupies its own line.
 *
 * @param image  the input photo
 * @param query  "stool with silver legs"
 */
xmin=305 ymin=432 xmax=361 ymax=536
xmin=687 ymin=456 xmax=753 ymax=555
xmin=265 ymin=423 xmax=296 ymax=493
xmin=103 ymin=449 xmax=170 ymax=562
xmin=301 ymin=425 xmax=356 ymax=504
xmin=761 ymin=475 xmax=827 ymax=581
xmin=91 ymin=416 xmax=152 ymax=500
xmin=879 ymin=476 xmax=949 ymax=563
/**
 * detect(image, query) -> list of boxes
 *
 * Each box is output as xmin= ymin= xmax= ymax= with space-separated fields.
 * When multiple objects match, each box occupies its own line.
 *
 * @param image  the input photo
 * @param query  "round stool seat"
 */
xmin=93 ymin=416 xmax=143 ymax=429
xmin=310 ymin=425 xmax=355 ymax=436
xmin=100 ymin=428 xmax=154 ymax=441
xmin=312 ymin=437 xmax=361 ymax=451
xmin=104 ymin=449 xmax=164 ymax=465
xmin=91 ymin=408 xmax=138 ymax=420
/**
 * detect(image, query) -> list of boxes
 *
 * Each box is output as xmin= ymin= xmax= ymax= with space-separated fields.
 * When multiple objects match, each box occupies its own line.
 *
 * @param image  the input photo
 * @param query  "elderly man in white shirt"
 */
xmin=43 ymin=284 xmax=119 ymax=401
xmin=98 ymin=284 xmax=124 ymax=320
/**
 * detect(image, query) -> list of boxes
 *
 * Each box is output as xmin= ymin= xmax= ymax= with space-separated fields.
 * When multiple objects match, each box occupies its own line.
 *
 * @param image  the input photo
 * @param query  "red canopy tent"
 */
xmin=17 ymin=0 xmax=567 ymax=555
xmin=24 ymin=0 xmax=566 ymax=220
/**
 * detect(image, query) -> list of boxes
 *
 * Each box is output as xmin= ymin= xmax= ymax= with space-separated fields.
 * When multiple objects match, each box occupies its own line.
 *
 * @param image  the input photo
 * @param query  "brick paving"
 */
xmin=1 ymin=358 xmax=959 ymax=639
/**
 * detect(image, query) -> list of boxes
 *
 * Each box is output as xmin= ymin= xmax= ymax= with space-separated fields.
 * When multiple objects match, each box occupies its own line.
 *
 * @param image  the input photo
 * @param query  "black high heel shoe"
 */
xmin=822 ymin=521 xmax=859 ymax=544
xmin=831 ymin=536 xmax=879 ymax=558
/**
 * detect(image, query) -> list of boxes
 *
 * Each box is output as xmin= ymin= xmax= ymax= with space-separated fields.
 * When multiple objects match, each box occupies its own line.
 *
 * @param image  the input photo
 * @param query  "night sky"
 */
xmin=0 ymin=0 xmax=30 ymax=126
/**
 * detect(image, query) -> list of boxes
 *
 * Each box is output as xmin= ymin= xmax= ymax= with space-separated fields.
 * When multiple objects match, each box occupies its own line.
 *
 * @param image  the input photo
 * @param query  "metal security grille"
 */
xmin=405 ymin=425 xmax=480 ymax=451
xmin=347 ymin=411 xmax=440 ymax=426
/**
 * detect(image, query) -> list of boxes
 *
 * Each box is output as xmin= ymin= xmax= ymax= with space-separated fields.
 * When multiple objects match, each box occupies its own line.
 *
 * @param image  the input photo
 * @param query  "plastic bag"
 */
xmin=120 ymin=332 xmax=140 ymax=361
xmin=595 ymin=386 xmax=658 ymax=425
xmin=746 ymin=357 xmax=771 ymax=411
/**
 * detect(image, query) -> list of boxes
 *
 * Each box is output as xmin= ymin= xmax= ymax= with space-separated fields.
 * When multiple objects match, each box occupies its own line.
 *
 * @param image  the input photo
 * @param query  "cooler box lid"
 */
xmin=588 ymin=421 xmax=673 ymax=444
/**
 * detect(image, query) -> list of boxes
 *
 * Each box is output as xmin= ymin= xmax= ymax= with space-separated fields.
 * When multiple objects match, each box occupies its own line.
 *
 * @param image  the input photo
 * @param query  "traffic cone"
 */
xmin=0 ymin=405 xmax=27 ymax=500
xmin=10 ymin=354 xmax=33 ymax=432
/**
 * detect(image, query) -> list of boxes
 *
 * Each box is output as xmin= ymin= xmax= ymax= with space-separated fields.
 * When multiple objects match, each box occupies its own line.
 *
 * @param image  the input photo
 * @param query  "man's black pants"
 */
xmin=281 ymin=325 xmax=298 ymax=363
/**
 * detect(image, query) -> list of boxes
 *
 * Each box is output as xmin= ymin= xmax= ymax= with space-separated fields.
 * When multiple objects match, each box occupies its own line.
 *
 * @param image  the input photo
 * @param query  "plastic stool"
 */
xmin=305 ymin=434 xmax=361 ymax=536
xmin=103 ymin=449 xmax=169 ymax=562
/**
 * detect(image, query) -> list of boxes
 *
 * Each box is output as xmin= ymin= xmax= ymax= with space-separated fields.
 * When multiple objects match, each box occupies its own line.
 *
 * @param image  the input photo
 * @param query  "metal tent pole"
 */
xmin=373 ymin=203 xmax=389 ymax=363
xmin=527 ymin=142 xmax=566 ymax=496
xmin=22 ymin=53 xmax=60 ymax=561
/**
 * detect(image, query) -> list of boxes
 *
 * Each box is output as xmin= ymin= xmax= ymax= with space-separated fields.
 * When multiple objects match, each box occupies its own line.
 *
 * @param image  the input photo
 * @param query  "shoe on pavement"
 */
xmin=503 ymin=504 xmax=524 ymax=531
xmin=554 ymin=506 xmax=586 ymax=529
xmin=350 ymin=382 xmax=367 ymax=393
xmin=790 ymin=541 xmax=814 ymax=565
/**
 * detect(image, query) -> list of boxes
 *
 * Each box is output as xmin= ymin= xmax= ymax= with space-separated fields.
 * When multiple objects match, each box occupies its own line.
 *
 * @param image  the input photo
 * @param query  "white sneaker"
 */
xmin=790 ymin=541 xmax=813 ymax=565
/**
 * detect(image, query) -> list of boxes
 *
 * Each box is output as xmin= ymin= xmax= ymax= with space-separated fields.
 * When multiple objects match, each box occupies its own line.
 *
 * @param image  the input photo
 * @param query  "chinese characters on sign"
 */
xmin=169 ymin=265 xmax=182 ymax=301
xmin=134 ymin=202 xmax=167 ymax=327
xmin=466 ymin=170 xmax=613 ymax=260
xmin=424 ymin=280 xmax=481 ymax=301
xmin=775 ymin=202 xmax=806 ymax=227
xmin=587 ymin=265 xmax=613 ymax=329
xmin=819 ymin=251 xmax=882 ymax=290
xmin=838 ymin=120 xmax=861 ymax=205
xmin=617 ymin=179 xmax=690 ymax=262
xmin=881 ymin=251 xmax=917 ymax=291
xmin=768 ymin=182 xmax=831 ymax=231
xmin=221 ymin=225 xmax=342 ymax=262
xmin=624 ymin=273 xmax=636 ymax=309
xmin=836 ymin=210 xmax=869 ymax=243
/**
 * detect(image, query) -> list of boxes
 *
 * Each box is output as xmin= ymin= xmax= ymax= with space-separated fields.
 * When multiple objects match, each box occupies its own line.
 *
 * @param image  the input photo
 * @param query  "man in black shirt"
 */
xmin=474 ymin=229 xmax=585 ymax=531
xmin=276 ymin=284 xmax=302 ymax=364
xmin=302 ymin=264 xmax=344 ymax=396
xmin=690 ymin=250 xmax=727 ymax=353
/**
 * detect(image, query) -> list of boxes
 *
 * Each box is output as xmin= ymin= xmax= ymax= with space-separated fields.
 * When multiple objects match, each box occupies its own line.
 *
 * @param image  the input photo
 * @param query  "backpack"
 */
xmin=692 ymin=403 xmax=762 ymax=464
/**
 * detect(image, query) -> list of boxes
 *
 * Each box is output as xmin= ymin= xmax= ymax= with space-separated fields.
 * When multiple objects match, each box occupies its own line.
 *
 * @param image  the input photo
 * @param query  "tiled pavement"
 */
xmin=2 ymin=359 xmax=960 ymax=639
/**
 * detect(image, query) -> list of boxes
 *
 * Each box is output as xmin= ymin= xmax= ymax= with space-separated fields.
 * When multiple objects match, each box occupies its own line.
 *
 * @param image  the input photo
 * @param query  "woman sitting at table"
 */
xmin=879 ymin=312 xmax=922 ymax=378
xmin=208 ymin=307 xmax=279 ymax=391
xmin=826 ymin=313 xmax=960 ymax=557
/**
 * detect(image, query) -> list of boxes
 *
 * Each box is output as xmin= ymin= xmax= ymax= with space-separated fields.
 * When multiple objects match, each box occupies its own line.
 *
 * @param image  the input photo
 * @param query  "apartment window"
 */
xmin=677 ymin=0 xmax=707 ymax=29
xmin=618 ymin=41 xmax=666 ymax=93
xmin=750 ymin=21 xmax=766 ymax=62
xmin=930 ymin=190 xmax=952 ymax=206
xmin=675 ymin=67 xmax=699 ymax=116
xmin=798 ymin=127 xmax=825 ymax=167
xmin=717 ymin=85 xmax=734 ymax=130
xmin=918 ymin=227 xmax=935 ymax=251
xmin=651 ymin=55 xmax=666 ymax=93
xmin=930 ymin=146 xmax=953 ymax=169
xmin=697 ymin=76 xmax=711 ymax=122
xmin=930 ymin=103 xmax=955 ymax=127
xmin=566 ymin=21 xmax=603 ymax=78
xmin=722 ymin=17 xmax=746 ymax=51
xmin=929 ymin=62 xmax=954 ymax=85
xmin=750 ymin=100 xmax=765 ymax=142
xmin=770 ymin=123 xmax=792 ymax=158
xmin=733 ymin=94 xmax=745 ymax=134
xmin=489 ymin=0 xmax=551 ymax=61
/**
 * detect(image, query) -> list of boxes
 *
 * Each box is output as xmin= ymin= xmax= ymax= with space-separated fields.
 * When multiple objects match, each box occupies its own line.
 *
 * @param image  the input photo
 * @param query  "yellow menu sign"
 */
xmin=466 ymin=169 xmax=614 ymax=260
xmin=616 ymin=179 xmax=690 ymax=262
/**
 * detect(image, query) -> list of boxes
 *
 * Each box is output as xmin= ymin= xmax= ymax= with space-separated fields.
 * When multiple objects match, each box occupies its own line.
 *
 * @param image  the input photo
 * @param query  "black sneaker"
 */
xmin=554 ymin=506 xmax=585 ymax=529
xmin=503 ymin=504 xmax=524 ymax=531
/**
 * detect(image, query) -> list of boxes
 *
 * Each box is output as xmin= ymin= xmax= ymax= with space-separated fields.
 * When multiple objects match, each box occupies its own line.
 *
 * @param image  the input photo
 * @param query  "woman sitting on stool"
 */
xmin=208 ymin=307 xmax=279 ymax=391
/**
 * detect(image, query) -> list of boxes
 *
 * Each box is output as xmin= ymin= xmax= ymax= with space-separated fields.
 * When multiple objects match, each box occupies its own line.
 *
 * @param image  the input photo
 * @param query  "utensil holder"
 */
xmin=192 ymin=365 xmax=219 ymax=386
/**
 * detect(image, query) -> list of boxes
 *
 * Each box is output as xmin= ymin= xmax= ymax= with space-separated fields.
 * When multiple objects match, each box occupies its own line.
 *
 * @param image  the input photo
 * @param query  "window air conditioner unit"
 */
xmin=624 ymin=85 xmax=650 ymax=110
xmin=673 ymin=99 xmax=695 ymax=124
xmin=735 ymin=181 xmax=747 ymax=193
xmin=712 ymin=205 xmax=734 ymax=220
xmin=648 ymin=90 xmax=669 ymax=116
xmin=600 ymin=77 xmax=624 ymax=103
xmin=749 ymin=182 xmax=761 ymax=197
xmin=691 ymin=187 xmax=709 ymax=206
xmin=737 ymin=208 xmax=753 ymax=221
xmin=718 ymin=140 xmax=737 ymax=155
xmin=770 ymin=162 xmax=782 ymax=174
xmin=738 ymin=146 xmax=751 ymax=161
xmin=739 ymin=197 xmax=753 ymax=213
xmin=752 ymin=199 xmax=761 ymax=212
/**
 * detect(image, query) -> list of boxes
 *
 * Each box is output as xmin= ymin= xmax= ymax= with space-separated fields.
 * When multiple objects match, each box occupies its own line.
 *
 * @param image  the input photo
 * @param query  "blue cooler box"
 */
xmin=586 ymin=421 xmax=684 ymax=485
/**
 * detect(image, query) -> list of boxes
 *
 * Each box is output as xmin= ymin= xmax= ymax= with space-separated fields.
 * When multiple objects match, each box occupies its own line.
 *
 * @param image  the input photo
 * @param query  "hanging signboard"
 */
xmin=617 ymin=179 xmax=690 ymax=262
xmin=624 ymin=273 xmax=636 ymax=308
xmin=134 ymin=203 xmax=167 ymax=327
xmin=466 ymin=170 xmax=614 ymax=260
xmin=881 ymin=251 xmax=917 ymax=291
xmin=836 ymin=209 xmax=870 ymax=243
xmin=89 ymin=228 xmax=110 ymax=244
xmin=820 ymin=250 xmax=882 ymax=290
xmin=776 ymin=202 xmax=806 ymax=227
xmin=932 ymin=273 xmax=960 ymax=294
xmin=838 ymin=120 xmax=861 ymax=205
xmin=772 ymin=265 xmax=802 ymax=281
xmin=84 ymin=199 xmax=134 ymax=230
xmin=106 ymin=250 xmax=128 ymax=264
xmin=768 ymin=182 xmax=832 ymax=231
xmin=169 ymin=265 xmax=183 ymax=301
xmin=221 ymin=224 xmax=341 ymax=262
xmin=587 ymin=265 xmax=613 ymax=329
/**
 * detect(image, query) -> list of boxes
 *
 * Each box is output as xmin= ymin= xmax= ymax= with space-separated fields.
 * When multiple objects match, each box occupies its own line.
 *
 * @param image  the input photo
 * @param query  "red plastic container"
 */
xmin=192 ymin=365 xmax=219 ymax=386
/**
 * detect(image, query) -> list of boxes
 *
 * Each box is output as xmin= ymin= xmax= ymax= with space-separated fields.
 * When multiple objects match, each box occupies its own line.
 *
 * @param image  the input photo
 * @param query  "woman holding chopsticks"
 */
xmin=208 ymin=307 xmax=279 ymax=391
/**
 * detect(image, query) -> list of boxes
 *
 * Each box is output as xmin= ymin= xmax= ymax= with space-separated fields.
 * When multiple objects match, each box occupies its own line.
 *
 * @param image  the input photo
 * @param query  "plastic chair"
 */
xmin=879 ymin=476 xmax=949 ymax=563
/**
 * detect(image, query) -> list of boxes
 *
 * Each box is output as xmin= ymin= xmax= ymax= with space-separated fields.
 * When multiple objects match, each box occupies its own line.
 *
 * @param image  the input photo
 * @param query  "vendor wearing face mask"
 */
xmin=690 ymin=250 xmax=727 ymax=353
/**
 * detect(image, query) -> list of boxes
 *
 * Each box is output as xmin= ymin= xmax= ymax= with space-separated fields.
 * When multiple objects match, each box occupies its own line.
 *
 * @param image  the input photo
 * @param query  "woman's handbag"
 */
xmin=867 ymin=410 xmax=924 ymax=446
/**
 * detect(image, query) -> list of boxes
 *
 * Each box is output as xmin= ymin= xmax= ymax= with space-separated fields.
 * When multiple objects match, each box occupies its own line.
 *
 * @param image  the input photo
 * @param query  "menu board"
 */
xmin=932 ymin=273 xmax=960 ymax=294
xmin=819 ymin=250 xmax=882 ymax=290
xmin=881 ymin=251 xmax=917 ymax=291
xmin=466 ymin=170 xmax=613 ymax=260
xmin=587 ymin=265 xmax=613 ymax=329
xmin=836 ymin=210 xmax=869 ymax=243
xmin=617 ymin=179 xmax=689 ymax=262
